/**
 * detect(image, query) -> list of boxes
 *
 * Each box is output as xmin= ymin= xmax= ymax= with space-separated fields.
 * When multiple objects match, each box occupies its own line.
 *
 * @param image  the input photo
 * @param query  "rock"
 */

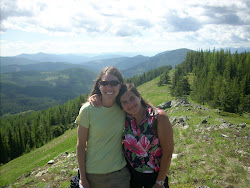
xmin=171 ymin=116 xmax=190 ymax=129
xmin=179 ymin=117 xmax=184 ymax=123
xmin=216 ymin=118 xmax=226 ymax=123
xmin=221 ymin=134 xmax=229 ymax=138
xmin=48 ymin=160 xmax=54 ymax=164
xmin=157 ymin=101 xmax=171 ymax=109
xmin=171 ymin=99 xmax=190 ymax=107
xmin=172 ymin=154 xmax=178 ymax=159
xmin=25 ymin=172 xmax=31 ymax=177
xmin=183 ymin=123 xmax=190 ymax=129
xmin=35 ymin=170 xmax=48 ymax=177
xmin=235 ymin=149 xmax=247 ymax=156
xmin=203 ymin=135 xmax=210 ymax=141
xmin=202 ymin=119 xmax=208 ymax=124
xmin=219 ymin=123 xmax=233 ymax=129
xmin=180 ymin=115 xmax=189 ymax=121
xmin=171 ymin=117 xmax=177 ymax=124
xmin=236 ymin=123 xmax=246 ymax=128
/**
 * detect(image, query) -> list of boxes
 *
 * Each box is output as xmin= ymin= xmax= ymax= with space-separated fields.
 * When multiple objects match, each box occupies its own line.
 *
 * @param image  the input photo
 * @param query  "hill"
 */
xmin=0 ymin=57 xmax=40 ymax=67
xmin=121 ymin=48 xmax=191 ymax=77
xmin=0 ymin=77 xmax=249 ymax=187
xmin=0 ymin=68 xmax=96 ymax=116
xmin=83 ymin=55 xmax=150 ymax=73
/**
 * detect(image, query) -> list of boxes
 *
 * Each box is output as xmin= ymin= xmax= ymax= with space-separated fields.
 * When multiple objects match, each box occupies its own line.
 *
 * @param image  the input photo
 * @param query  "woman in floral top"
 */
xmin=117 ymin=83 xmax=174 ymax=188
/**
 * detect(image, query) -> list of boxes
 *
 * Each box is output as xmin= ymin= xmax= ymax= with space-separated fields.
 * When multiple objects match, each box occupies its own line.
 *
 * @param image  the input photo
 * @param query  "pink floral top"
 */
xmin=122 ymin=105 xmax=163 ymax=173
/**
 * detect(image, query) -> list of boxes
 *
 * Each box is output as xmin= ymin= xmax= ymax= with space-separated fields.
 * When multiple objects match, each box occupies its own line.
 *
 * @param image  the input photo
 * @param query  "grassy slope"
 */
xmin=139 ymin=78 xmax=249 ymax=188
xmin=0 ymin=128 xmax=77 ymax=187
xmin=1 ymin=76 xmax=249 ymax=187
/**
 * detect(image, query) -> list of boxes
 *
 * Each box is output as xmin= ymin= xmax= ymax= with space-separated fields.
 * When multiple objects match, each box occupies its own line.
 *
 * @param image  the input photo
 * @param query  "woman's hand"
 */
xmin=88 ymin=94 xmax=102 ymax=107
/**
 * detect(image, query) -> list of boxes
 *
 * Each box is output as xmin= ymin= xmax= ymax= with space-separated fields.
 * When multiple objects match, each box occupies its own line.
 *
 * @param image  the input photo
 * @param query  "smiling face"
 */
xmin=120 ymin=90 xmax=142 ymax=116
xmin=98 ymin=73 xmax=121 ymax=103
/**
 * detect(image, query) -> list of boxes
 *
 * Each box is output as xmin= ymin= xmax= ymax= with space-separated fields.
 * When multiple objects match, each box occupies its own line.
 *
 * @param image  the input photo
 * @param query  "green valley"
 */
xmin=0 ymin=68 xmax=96 ymax=116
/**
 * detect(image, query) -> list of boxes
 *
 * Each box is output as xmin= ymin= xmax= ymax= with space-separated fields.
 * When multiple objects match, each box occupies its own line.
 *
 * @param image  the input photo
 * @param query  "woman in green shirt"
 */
xmin=75 ymin=66 xmax=130 ymax=188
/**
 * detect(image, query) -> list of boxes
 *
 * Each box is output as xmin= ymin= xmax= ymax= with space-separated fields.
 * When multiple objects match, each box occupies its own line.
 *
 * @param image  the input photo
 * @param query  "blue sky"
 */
xmin=1 ymin=0 xmax=250 ymax=56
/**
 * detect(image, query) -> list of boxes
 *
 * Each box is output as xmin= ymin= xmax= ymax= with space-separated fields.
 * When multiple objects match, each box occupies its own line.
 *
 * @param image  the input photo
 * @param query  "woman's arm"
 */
xmin=77 ymin=125 xmax=90 ymax=188
xmin=154 ymin=110 xmax=174 ymax=186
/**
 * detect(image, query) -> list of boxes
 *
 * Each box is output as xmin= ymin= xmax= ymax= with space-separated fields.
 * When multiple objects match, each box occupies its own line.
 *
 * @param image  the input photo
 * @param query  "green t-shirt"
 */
xmin=75 ymin=102 xmax=126 ymax=173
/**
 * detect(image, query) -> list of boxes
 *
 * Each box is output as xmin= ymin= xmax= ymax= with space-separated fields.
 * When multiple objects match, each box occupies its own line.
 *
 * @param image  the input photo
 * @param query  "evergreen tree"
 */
xmin=0 ymin=129 xmax=8 ymax=163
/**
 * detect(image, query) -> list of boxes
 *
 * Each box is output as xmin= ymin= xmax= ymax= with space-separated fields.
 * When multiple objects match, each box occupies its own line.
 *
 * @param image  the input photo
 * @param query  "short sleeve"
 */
xmin=74 ymin=102 xmax=90 ymax=128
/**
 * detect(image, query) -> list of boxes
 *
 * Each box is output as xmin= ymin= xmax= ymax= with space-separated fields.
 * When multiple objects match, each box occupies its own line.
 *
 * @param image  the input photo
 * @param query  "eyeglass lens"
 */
xmin=100 ymin=80 xmax=120 ymax=86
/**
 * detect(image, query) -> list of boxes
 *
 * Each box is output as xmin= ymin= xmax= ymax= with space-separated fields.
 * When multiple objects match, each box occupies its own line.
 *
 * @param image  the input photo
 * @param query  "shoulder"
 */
xmin=156 ymin=109 xmax=171 ymax=125
xmin=157 ymin=108 xmax=167 ymax=116
xmin=80 ymin=102 xmax=91 ymax=109
xmin=156 ymin=108 xmax=168 ymax=119
xmin=79 ymin=102 xmax=95 ymax=113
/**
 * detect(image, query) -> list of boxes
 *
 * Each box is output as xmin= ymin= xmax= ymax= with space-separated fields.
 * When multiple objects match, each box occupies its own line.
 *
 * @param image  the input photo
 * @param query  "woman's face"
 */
xmin=120 ymin=90 xmax=142 ymax=115
xmin=98 ymin=73 xmax=121 ymax=101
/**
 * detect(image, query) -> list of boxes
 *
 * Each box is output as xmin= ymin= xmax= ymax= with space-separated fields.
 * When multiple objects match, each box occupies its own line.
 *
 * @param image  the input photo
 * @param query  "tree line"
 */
xmin=0 ymin=95 xmax=86 ymax=164
xmin=126 ymin=65 xmax=172 ymax=86
xmin=170 ymin=49 xmax=250 ymax=114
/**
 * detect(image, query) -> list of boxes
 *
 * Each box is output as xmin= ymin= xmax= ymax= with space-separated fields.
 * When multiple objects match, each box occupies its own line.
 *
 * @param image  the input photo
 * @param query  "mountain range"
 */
xmin=1 ymin=47 xmax=248 ymax=116
xmin=0 ymin=48 xmax=190 ymax=76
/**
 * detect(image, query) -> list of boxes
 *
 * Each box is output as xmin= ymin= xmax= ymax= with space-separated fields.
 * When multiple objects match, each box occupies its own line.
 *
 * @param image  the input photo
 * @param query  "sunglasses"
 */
xmin=99 ymin=80 xmax=121 ymax=86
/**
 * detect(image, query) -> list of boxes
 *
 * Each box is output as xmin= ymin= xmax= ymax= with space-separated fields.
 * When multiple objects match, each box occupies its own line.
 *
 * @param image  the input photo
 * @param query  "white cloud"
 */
xmin=0 ymin=0 xmax=249 ymax=56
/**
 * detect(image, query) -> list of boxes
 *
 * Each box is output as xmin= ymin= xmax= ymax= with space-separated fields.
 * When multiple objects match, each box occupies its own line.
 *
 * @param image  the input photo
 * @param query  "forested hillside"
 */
xmin=0 ymin=95 xmax=86 ymax=164
xmin=125 ymin=65 xmax=172 ymax=86
xmin=0 ymin=68 xmax=96 ymax=116
xmin=171 ymin=49 xmax=250 ymax=114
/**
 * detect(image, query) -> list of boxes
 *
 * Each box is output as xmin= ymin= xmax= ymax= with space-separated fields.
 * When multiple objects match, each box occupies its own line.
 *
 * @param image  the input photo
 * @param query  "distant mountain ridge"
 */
xmin=1 ymin=49 xmax=189 ymax=76
xmin=14 ymin=52 xmax=127 ymax=64
xmin=84 ymin=55 xmax=150 ymax=73
xmin=121 ymin=48 xmax=191 ymax=77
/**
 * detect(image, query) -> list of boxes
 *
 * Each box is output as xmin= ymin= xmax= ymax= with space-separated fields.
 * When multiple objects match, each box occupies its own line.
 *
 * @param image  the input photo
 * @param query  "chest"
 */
xmin=88 ymin=107 xmax=125 ymax=136
xmin=123 ymin=117 xmax=158 ymax=144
